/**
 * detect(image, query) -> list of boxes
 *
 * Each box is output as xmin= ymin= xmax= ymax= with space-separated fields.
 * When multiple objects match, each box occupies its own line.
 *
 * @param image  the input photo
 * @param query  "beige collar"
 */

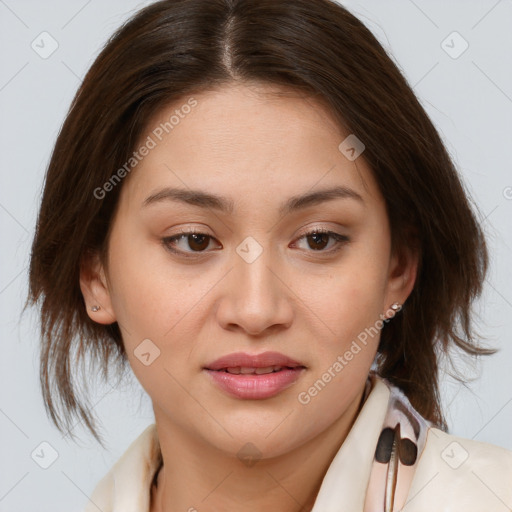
xmin=87 ymin=377 xmax=390 ymax=511
xmin=311 ymin=377 xmax=390 ymax=511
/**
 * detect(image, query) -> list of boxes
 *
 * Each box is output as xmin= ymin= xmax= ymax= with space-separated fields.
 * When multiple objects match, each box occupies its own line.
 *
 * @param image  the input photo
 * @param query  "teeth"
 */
xmin=223 ymin=366 xmax=284 ymax=375
xmin=255 ymin=366 xmax=277 ymax=374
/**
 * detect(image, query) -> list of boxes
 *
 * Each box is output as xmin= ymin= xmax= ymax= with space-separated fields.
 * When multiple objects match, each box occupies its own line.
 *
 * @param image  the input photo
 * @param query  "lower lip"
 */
xmin=204 ymin=368 xmax=305 ymax=399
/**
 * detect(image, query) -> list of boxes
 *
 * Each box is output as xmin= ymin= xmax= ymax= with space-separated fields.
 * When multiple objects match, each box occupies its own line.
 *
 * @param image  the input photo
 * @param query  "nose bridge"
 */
xmin=234 ymin=238 xmax=281 ymax=305
xmin=216 ymin=238 xmax=293 ymax=334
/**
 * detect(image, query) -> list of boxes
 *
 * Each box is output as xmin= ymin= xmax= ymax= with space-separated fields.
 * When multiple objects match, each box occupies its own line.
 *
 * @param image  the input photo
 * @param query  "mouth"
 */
xmin=213 ymin=365 xmax=300 ymax=375
xmin=203 ymin=352 xmax=306 ymax=400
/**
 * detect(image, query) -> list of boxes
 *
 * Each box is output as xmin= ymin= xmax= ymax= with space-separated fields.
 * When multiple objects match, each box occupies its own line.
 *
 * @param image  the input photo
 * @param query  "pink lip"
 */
xmin=205 ymin=351 xmax=304 ymax=370
xmin=204 ymin=351 xmax=306 ymax=400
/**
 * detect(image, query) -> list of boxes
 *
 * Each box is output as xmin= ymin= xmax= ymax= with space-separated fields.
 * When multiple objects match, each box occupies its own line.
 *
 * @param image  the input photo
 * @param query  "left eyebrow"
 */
xmin=279 ymin=186 xmax=364 ymax=216
xmin=142 ymin=185 xmax=364 ymax=214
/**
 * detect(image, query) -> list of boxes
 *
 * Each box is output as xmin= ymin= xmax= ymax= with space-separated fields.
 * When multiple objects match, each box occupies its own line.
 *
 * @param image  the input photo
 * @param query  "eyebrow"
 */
xmin=142 ymin=185 xmax=364 ymax=215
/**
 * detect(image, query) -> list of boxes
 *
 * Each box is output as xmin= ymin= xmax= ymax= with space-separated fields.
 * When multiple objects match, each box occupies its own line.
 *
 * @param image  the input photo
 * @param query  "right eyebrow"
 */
xmin=142 ymin=187 xmax=235 ymax=213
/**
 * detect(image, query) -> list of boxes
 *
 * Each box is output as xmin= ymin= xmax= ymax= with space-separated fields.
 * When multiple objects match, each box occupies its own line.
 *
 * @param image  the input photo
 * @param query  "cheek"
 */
xmin=105 ymin=241 xmax=206 ymax=399
xmin=306 ymin=257 xmax=388 ymax=337
xmin=292 ymin=266 xmax=386 ymax=441
xmin=293 ymin=234 xmax=391 ymax=380
xmin=106 ymin=232 xmax=204 ymax=349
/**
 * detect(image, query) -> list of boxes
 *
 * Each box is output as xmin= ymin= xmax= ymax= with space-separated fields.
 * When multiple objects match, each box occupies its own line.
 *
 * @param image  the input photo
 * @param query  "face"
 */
xmin=82 ymin=82 xmax=416 ymax=458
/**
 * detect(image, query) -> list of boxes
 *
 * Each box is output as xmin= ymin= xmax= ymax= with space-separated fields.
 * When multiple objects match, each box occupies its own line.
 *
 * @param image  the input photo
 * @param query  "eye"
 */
xmin=292 ymin=228 xmax=349 ymax=253
xmin=162 ymin=229 xmax=221 ymax=256
xmin=162 ymin=227 xmax=349 ymax=258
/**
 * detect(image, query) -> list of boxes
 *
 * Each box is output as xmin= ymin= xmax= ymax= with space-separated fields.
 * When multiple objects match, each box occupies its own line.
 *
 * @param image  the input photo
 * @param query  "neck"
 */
xmin=150 ymin=387 xmax=366 ymax=512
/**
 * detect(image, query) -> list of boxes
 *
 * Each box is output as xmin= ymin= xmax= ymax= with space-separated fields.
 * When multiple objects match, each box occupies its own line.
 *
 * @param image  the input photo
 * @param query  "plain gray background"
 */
xmin=1 ymin=0 xmax=511 ymax=510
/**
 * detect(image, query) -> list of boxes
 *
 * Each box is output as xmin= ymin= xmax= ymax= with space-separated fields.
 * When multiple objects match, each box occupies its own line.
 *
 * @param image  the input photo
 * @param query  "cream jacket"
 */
xmin=84 ymin=378 xmax=512 ymax=511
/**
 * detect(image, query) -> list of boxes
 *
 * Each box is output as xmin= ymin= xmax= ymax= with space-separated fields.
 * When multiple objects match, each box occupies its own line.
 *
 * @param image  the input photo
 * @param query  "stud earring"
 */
xmin=390 ymin=302 xmax=401 ymax=311
xmin=91 ymin=305 xmax=100 ymax=312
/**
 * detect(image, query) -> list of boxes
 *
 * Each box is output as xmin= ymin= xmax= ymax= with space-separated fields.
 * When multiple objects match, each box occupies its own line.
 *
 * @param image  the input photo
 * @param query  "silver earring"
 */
xmin=91 ymin=305 xmax=100 ymax=312
xmin=390 ymin=302 xmax=401 ymax=311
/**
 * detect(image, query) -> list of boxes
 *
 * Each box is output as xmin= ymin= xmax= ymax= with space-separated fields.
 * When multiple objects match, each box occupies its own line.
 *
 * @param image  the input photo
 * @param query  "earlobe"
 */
xmin=384 ymin=241 xmax=419 ymax=313
xmin=79 ymin=252 xmax=117 ymax=325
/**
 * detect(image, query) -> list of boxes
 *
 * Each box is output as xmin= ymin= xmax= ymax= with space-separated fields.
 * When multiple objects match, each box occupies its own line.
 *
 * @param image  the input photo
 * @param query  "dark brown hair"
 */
xmin=28 ymin=0 xmax=491 ymax=444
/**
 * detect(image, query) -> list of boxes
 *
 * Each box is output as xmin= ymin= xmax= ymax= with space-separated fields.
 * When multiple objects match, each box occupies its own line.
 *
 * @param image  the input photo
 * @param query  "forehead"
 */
xmin=119 ymin=82 xmax=381 ymax=210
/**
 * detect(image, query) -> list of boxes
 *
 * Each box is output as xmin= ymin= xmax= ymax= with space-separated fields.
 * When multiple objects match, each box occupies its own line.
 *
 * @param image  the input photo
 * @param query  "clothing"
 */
xmin=84 ymin=375 xmax=512 ymax=511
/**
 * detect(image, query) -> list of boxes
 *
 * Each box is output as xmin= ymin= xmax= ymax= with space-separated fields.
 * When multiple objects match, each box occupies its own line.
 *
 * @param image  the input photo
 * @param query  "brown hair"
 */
xmin=28 ymin=0 xmax=492 ymax=444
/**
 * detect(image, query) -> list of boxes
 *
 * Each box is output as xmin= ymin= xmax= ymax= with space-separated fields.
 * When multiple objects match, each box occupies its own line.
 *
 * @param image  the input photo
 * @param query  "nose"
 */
xmin=215 ymin=247 xmax=294 ymax=336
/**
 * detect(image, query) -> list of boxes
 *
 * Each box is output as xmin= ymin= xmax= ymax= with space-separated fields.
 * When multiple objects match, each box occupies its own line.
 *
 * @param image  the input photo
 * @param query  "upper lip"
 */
xmin=204 ymin=351 xmax=305 ymax=371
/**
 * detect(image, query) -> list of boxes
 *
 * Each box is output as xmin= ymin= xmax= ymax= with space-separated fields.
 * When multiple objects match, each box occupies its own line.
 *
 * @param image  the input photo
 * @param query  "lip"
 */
xmin=203 ymin=351 xmax=306 ymax=400
xmin=205 ymin=351 xmax=304 ymax=371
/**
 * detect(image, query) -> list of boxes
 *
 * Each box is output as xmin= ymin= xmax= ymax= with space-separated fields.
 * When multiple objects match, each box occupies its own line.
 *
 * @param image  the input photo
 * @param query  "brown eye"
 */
xmin=306 ymin=232 xmax=330 ymax=250
xmin=187 ymin=233 xmax=210 ymax=251
xmin=294 ymin=229 xmax=350 ymax=253
xmin=162 ymin=230 xmax=220 ymax=256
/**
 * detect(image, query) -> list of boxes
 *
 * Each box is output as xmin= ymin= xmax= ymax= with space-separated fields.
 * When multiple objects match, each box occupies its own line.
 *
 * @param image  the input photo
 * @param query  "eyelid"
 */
xmin=161 ymin=228 xmax=222 ymax=258
xmin=291 ymin=227 xmax=350 ymax=254
xmin=295 ymin=225 xmax=343 ymax=237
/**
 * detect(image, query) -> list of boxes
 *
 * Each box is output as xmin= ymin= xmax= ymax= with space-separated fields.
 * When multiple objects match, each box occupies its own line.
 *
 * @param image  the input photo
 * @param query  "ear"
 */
xmin=79 ymin=250 xmax=117 ymax=325
xmin=383 ymin=234 xmax=419 ymax=317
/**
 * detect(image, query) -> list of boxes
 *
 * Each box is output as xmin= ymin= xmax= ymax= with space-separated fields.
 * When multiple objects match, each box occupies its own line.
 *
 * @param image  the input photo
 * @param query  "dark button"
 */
xmin=399 ymin=438 xmax=418 ymax=466
xmin=375 ymin=427 xmax=395 ymax=463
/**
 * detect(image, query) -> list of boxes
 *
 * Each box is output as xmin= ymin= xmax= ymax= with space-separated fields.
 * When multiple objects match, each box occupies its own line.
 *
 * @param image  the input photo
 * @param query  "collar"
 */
xmin=87 ymin=375 xmax=391 ymax=512
xmin=311 ymin=375 xmax=390 ymax=510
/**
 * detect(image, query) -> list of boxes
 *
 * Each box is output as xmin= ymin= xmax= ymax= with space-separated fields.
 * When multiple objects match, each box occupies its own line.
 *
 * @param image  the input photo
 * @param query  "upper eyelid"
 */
xmin=162 ymin=227 xmax=348 ymax=254
xmin=165 ymin=226 xmax=345 ymax=239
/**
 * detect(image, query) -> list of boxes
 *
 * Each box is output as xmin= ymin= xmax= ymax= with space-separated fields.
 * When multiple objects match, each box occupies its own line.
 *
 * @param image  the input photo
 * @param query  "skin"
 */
xmin=80 ymin=82 xmax=418 ymax=512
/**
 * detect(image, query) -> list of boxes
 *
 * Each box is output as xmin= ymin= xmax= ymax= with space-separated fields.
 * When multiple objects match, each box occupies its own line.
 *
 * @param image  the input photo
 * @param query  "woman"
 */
xmin=27 ymin=0 xmax=512 ymax=510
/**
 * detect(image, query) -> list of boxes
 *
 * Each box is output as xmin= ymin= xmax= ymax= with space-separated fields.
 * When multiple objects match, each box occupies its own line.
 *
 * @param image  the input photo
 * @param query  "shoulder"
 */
xmin=84 ymin=424 xmax=161 ymax=512
xmin=406 ymin=427 xmax=512 ymax=511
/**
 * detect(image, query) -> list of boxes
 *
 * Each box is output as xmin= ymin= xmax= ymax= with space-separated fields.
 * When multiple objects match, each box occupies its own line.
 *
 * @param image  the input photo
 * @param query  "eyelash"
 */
xmin=161 ymin=227 xmax=350 ymax=259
